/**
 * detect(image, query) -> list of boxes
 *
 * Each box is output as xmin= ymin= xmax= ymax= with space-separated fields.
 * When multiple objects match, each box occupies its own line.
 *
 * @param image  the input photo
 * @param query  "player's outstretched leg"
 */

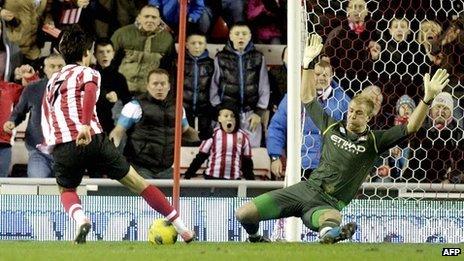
xmin=236 ymin=201 xmax=270 ymax=243
xmin=59 ymin=187 xmax=92 ymax=244
xmin=119 ymin=166 xmax=196 ymax=243
xmin=302 ymin=208 xmax=356 ymax=244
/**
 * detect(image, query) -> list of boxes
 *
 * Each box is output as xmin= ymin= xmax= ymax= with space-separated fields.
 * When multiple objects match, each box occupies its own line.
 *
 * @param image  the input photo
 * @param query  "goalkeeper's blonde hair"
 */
xmin=351 ymin=94 xmax=375 ymax=118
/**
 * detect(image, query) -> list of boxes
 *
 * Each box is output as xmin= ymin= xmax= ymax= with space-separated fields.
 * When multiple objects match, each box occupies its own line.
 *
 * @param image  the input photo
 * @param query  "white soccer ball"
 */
xmin=148 ymin=218 xmax=178 ymax=245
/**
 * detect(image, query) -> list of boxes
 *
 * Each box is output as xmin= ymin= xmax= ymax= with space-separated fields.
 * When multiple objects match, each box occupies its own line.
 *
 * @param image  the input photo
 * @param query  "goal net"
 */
xmin=273 ymin=0 xmax=464 ymax=243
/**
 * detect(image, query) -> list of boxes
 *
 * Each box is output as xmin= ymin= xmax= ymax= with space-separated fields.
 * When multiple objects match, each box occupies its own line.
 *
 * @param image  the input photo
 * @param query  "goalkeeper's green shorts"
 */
xmin=252 ymin=181 xmax=344 ymax=229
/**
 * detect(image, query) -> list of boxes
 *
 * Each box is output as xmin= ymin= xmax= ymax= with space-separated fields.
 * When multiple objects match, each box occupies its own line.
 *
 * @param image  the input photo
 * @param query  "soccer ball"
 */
xmin=148 ymin=218 xmax=178 ymax=245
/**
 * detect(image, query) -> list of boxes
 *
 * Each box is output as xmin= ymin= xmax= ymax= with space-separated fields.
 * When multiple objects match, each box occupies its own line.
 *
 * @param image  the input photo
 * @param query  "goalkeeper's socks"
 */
xmin=60 ymin=190 xmax=88 ymax=225
xmin=141 ymin=185 xmax=178 ymax=219
xmin=249 ymin=232 xmax=259 ymax=238
xmin=319 ymin=226 xmax=332 ymax=237
xmin=242 ymin=223 xmax=259 ymax=235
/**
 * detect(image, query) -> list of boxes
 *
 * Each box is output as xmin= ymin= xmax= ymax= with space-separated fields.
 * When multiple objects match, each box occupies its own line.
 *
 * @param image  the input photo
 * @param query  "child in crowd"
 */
xmin=375 ymin=95 xmax=416 ymax=181
xmin=184 ymin=103 xmax=255 ymax=180
xmin=183 ymin=32 xmax=214 ymax=140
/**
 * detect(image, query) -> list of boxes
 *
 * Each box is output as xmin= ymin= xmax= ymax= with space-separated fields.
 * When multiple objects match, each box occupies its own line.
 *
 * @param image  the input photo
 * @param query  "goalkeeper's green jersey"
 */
xmin=304 ymin=100 xmax=409 ymax=206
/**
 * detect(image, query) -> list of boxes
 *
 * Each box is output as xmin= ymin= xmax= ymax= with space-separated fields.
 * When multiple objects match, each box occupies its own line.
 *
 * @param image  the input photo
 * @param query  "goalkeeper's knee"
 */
xmin=302 ymin=208 xmax=341 ymax=231
xmin=236 ymin=202 xmax=260 ymax=224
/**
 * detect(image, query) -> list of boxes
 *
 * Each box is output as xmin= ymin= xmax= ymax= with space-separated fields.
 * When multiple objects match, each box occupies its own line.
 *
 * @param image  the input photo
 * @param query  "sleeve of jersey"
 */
xmin=372 ymin=125 xmax=409 ymax=154
xmin=117 ymin=100 xmax=142 ymax=129
xmin=182 ymin=107 xmax=189 ymax=128
xmin=82 ymin=68 xmax=101 ymax=86
xmin=242 ymin=134 xmax=252 ymax=157
xmin=82 ymin=82 xmax=98 ymax=125
xmin=199 ymin=138 xmax=213 ymax=154
xmin=303 ymin=100 xmax=337 ymax=134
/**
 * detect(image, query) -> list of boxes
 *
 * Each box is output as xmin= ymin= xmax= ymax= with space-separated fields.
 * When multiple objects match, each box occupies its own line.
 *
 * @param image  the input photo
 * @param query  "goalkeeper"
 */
xmin=235 ymin=34 xmax=450 ymax=243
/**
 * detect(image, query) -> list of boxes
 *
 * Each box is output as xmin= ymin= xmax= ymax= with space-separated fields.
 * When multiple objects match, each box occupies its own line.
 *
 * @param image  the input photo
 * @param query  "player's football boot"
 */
xmin=319 ymin=222 xmax=357 ymax=244
xmin=74 ymin=221 xmax=92 ymax=244
xmin=247 ymin=235 xmax=271 ymax=243
xmin=180 ymin=230 xmax=196 ymax=243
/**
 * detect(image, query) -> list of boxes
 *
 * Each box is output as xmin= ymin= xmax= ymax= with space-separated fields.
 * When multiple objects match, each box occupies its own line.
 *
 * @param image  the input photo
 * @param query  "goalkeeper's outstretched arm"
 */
xmin=301 ymin=34 xmax=324 ymax=104
xmin=406 ymin=69 xmax=450 ymax=134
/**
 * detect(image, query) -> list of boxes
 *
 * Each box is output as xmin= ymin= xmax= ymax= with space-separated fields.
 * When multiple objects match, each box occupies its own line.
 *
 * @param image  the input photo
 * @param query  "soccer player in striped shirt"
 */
xmin=235 ymin=34 xmax=450 ymax=243
xmin=184 ymin=103 xmax=255 ymax=180
xmin=40 ymin=25 xmax=195 ymax=244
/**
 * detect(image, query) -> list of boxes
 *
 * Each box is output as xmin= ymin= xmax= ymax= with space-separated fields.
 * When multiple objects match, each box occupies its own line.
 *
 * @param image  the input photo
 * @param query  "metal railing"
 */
xmin=1 ymin=178 xmax=463 ymax=198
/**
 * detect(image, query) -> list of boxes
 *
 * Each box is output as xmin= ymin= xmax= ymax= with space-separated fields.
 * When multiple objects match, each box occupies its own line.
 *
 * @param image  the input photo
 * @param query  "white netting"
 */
xmin=302 ymin=0 xmax=463 ymax=193
xmin=272 ymin=0 xmax=464 ymax=242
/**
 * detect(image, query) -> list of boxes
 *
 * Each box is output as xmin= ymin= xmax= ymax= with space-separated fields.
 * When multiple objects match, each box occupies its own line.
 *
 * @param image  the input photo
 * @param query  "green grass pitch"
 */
xmin=0 ymin=241 xmax=458 ymax=261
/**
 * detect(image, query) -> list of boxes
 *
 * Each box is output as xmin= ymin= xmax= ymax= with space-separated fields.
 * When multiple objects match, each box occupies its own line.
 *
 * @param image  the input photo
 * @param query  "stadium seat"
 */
xmin=174 ymin=43 xmax=285 ymax=66
xmin=251 ymin=148 xmax=271 ymax=178
xmin=180 ymin=146 xmax=206 ymax=175
xmin=210 ymin=16 xmax=229 ymax=42
xmin=14 ymin=113 xmax=29 ymax=141
xmin=11 ymin=141 xmax=28 ymax=166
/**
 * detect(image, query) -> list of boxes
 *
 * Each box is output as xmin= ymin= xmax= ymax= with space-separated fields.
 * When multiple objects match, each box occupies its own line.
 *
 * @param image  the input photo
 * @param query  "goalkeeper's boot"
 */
xmin=247 ymin=235 xmax=271 ymax=243
xmin=74 ymin=220 xmax=91 ymax=244
xmin=180 ymin=230 xmax=196 ymax=243
xmin=319 ymin=222 xmax=357 ymax=244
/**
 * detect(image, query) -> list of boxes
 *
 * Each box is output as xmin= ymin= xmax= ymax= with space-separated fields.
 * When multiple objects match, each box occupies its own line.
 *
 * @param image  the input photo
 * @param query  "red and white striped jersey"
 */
xmin=60 ymin=7 xmax=82 ymax=24
xmin=200 ymin=127 xmax=252 ymax=180
xmin=41 ymin=65 xmax=102 ymax=145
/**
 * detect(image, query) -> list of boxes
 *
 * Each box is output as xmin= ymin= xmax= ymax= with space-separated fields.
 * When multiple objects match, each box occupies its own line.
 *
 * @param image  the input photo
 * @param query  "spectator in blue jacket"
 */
xmin=267 ymin=60 xmax=350 ymax=179
xmin=148 ymin=0 xmax=205 ymax=32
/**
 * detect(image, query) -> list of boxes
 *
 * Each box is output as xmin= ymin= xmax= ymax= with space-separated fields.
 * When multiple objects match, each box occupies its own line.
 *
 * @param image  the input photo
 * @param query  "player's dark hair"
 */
xmin=229 ymin=21 xmax=251 ymax=31
xmin=187 ymin=30 xmax=207 ymax=41
xmin=59 ymin=25 xmax=94 ymax=64
xmin=94 ymin=37 xmax=114 ymax=51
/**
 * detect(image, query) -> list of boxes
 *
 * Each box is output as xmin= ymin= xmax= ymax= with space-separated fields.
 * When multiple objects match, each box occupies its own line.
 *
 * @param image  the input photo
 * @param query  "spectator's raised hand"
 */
xmin=0 ymin=9 xmax=15 ymax=21
xmin=368 ymin=41 xmax=381 ymax=60
xmin=423 ymin=69 xmax=450 ymax=103
xmin=106 ymin=91 xmax=118 ymax=103
xmin=303 ymin=34 xmax=323 ymax=69
xmin=18 ymin=65 xmax=36 ymax=86
xmin=442 ymin=26 xmax=460 ymax=45
xmin=14 ymin=64 xmax=34 ymax=80
xmin=20 ymin=65 xmax=35 ymax=78
xmin=77 ymin=0 xmax=90 ymax=8
xmin=3 ymin=121 xmax=15 ymax=134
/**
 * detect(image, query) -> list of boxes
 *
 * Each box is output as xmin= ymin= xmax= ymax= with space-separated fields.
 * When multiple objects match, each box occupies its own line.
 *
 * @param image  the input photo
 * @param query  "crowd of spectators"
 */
xmin=0 ymin=0 xmax=462 ymax=184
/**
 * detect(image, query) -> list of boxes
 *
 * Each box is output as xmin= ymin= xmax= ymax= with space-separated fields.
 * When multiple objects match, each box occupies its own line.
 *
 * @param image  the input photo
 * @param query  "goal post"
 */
xmin=173 ymin=0 xmax=189 ymax=211
xmin=284 ymin=0 xmax=304 ymax=242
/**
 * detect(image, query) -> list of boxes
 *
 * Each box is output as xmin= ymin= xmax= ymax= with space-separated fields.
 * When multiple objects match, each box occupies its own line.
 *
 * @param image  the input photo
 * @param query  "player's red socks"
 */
xmin=61 ymin=190 xmax=88 ymax=225
xmin=141 ymin=185 xmax=189 ymax=234
xmin=141 ymin=185 xmax=179 ymax=221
